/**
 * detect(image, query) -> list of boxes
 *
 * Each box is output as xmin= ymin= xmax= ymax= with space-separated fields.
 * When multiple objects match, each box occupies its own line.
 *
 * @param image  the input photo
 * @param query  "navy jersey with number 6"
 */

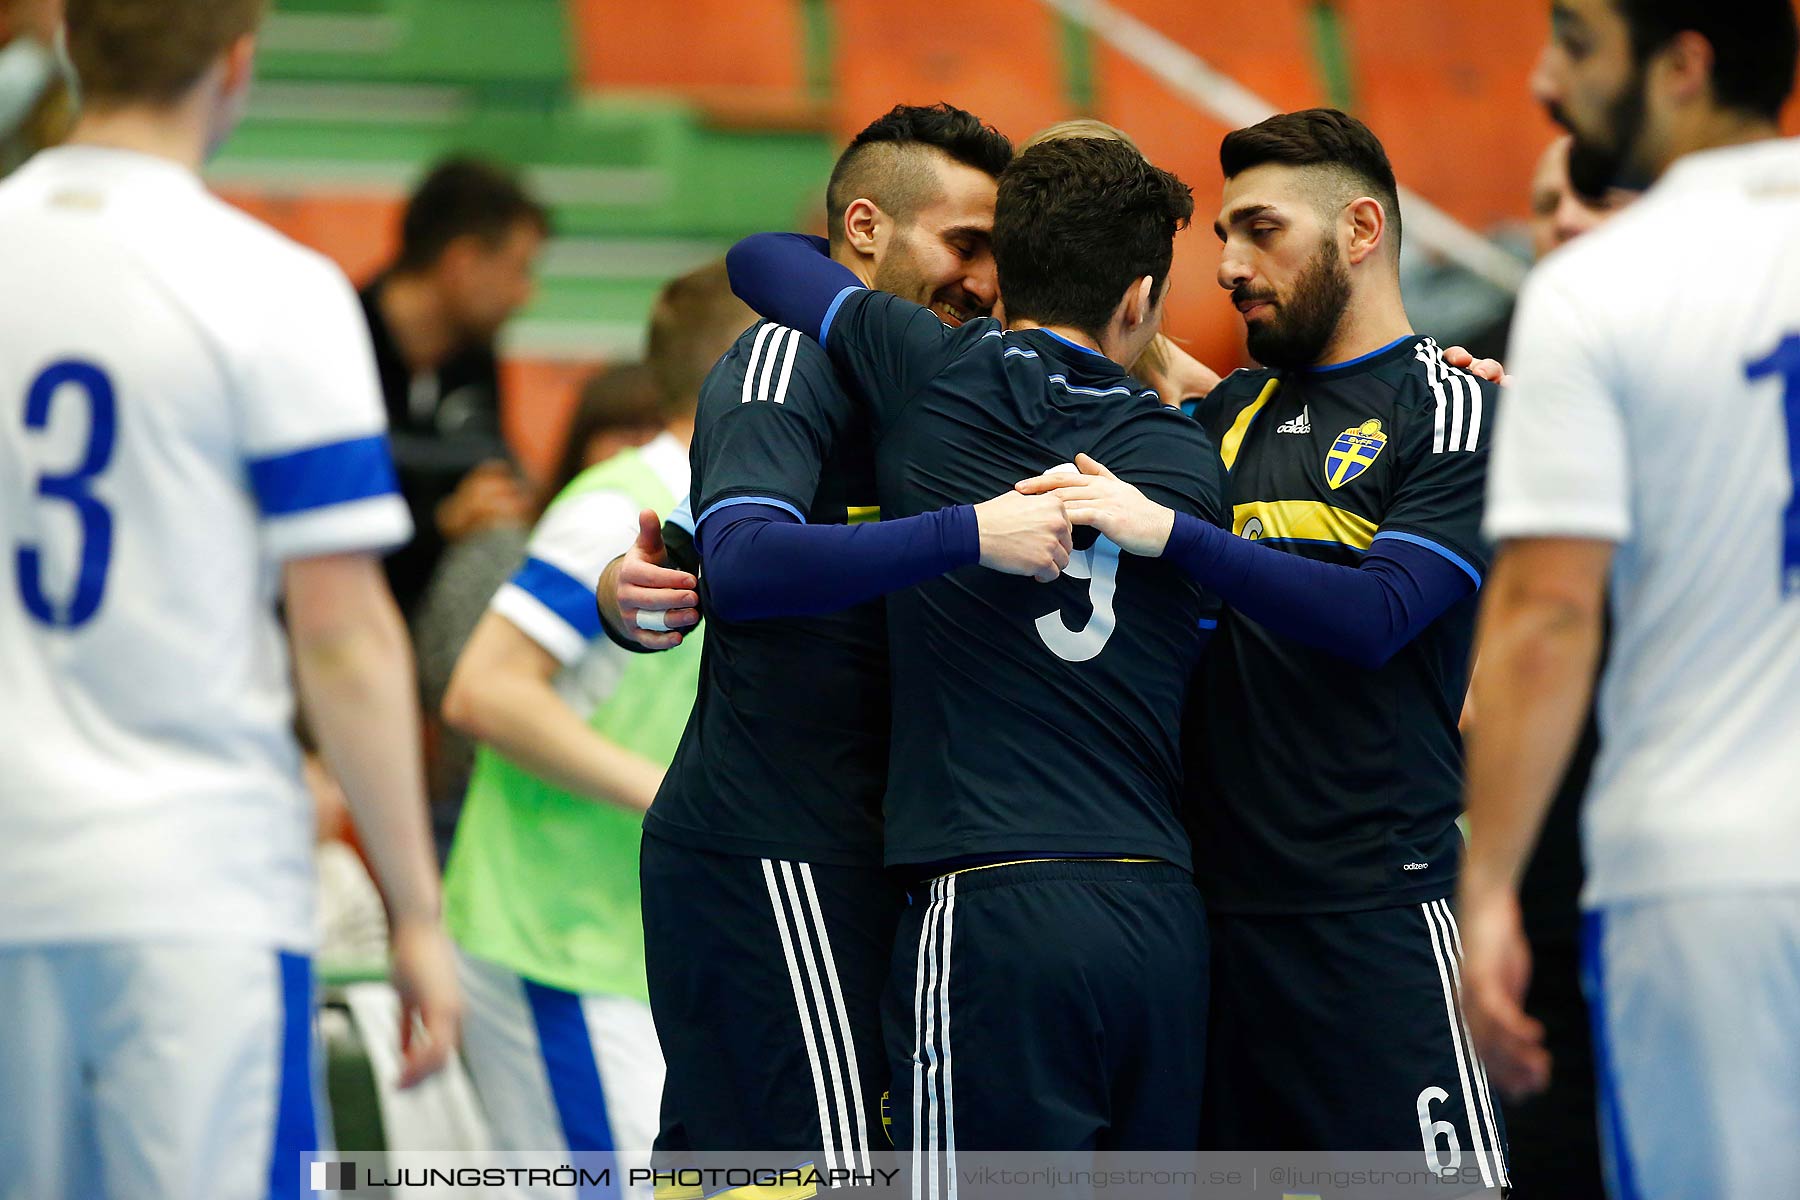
xmin=818 ymin=288 xmax=1225 ymax=871
xmin=644 ymin=321 xmax=888 ymax=866
xmin=1187 ymin=335 xmax=1497 ymax=912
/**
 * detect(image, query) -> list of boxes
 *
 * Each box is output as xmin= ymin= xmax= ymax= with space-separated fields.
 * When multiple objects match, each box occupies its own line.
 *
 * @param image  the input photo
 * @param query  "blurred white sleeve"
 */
xmin=1484 ymin=267 xmax=1632 ymax=544
xmin=490 ymin=487 xmax=641 ymax=665
xmin=235 ymin=253 xmax=412 ymax=560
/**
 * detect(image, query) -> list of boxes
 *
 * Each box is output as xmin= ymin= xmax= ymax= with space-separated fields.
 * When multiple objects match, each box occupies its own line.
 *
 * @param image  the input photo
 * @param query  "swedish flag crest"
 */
xmin=1326 ymin=419 xmax=1388 ymax=489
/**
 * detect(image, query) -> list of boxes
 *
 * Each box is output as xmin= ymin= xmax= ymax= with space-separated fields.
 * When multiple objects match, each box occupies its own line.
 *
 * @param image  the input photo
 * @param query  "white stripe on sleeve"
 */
xmin=741 ymin=323 xmax=777 ymax=405
xmin=756 ymin=325 xmax=790 ymax=404
xmin=1447 ymin=366 xmax=1468 ymax=454
xmin=771 ymin=329 xmax=802 ymax=405
xmin=1463 ymin=376 xmax=1485 ymax=452
xmin=1417 ymin=343 xmax=1449 ymax=454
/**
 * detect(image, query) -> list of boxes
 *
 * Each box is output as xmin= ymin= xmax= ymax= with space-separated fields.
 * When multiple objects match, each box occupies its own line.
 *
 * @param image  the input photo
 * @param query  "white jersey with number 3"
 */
xmin=0 ymin=146 xmax=411 ymax=948
xmin=1486 ymin=138 xmax=1800 ymax=908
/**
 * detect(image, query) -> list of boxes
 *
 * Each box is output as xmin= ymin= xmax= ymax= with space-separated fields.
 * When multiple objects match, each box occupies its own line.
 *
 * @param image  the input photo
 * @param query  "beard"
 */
xmin=1240 ymin=235 xmax=1352 ymax=370
xmin=871 ymin=231 xmax=990 ymax=325
xmin=1550 ymin=61 xmax=1655 ymax=197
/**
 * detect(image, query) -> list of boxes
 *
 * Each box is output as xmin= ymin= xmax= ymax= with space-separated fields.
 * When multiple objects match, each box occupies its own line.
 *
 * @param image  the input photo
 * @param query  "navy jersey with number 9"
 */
xmin=818 ymin=289 xmax=1225 ymax=872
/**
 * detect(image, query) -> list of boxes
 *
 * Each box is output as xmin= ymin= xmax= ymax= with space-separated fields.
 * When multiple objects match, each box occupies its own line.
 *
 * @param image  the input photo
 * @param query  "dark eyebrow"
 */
xmin=941 ymin=223 xmax=992 ymax=243
xmin=1214 ymin=203 xmax=1277 ymax=240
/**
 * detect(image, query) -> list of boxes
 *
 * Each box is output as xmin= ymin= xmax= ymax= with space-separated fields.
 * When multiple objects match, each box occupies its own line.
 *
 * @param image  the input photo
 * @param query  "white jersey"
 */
xmin=1487 ymin=138 xmax=1800 ymax=908
xmin=0 ymin=146 xmax=411 ymax=948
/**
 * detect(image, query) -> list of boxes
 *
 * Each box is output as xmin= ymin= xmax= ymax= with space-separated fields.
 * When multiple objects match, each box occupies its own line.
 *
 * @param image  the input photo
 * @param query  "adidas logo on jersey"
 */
xmin=1276 ymin=406 xmax=1311 ymax=434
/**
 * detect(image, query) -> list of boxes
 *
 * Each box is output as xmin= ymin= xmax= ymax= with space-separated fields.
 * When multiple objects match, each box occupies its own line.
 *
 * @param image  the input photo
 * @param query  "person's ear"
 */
xmin=220 ymin=33 xmax=256 ymax=98
xmin=843 ymin=198 xmax=884 ymax=256
xmin=1128 ymin=275 xmax=1155 ymax=329
xmin=1344 ymin=196 xmax=1386 ymax=267
xmin=1654 ymin=29 xmax=1714 ymax=107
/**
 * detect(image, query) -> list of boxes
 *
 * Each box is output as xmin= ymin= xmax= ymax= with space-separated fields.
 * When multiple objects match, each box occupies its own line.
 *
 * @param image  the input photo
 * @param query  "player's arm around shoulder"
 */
xmin=443 ymin=486 xmax=669 ymax=812
xmin=818 ymin=287 xmax=973 ymax=422
xmin=285 ymin=552 xmax=461 ymax=1088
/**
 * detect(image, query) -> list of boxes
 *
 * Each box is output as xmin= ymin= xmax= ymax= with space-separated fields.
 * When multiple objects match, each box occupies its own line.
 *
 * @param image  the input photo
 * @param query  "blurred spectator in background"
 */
xmin=362 ymin=156 xmax=549 ymax=617
xmin=1453 ymin=132 xmax=1637 ymax=366
xmin=542 ymin=361 xmax=667 ymax=493
xmin=435 ymin=263 xmax=750 ymax=1195
xmin=0 ymin=0 xmax=72 ymax=175
xmin=413 ymin=361 xmax=664 ymax=863
xmin=1528 ymin=134 xmax=1631 ymax=260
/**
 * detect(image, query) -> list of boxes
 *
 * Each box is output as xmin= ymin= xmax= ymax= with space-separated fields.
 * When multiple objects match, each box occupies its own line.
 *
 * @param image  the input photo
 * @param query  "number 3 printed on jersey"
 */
xmin=1035 ymin=535 xmax=1121 ymax=662
xmin=16 ymin=360 xmax=117 ymax=629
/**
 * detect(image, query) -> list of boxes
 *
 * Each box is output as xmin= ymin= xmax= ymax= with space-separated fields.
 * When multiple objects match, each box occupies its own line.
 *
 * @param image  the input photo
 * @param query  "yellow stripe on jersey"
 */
xmin=705 ymin=1183 xmax=816 ymax=1200
xmin=846 ymin=505 xmax=881 ymax=524
xmin=1233 ymin=499 xmax=1378 ymax=550
xmin=655 ymin=1174 xmax=816 ymax=1200
xmin=1218 ymin=377 xmax=1282 ymax=471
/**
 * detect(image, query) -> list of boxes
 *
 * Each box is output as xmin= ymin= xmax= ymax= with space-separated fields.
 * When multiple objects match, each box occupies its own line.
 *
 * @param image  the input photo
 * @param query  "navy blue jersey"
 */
xmin=1186 ymin=335 xmax=1497 ymax=912
xmin=821 ymin=289 xmax=1225 ymax=871
xmin=645 ymin=321 xmax=888 ymax=866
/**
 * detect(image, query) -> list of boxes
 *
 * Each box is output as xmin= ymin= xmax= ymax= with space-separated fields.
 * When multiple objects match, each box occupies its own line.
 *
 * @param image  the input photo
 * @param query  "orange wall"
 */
xmin=831 ymin=0 xmax=1065 ymax=144
xmin=220 ymin=191 xmax=402 ymax=285
xmin=571 ymin=0 xmax=805 ymax=96
xmin=1087 ymin=0 xmax=1332 ymax=375
xmin=1342 ymin=0 xmax=1553 ymax=232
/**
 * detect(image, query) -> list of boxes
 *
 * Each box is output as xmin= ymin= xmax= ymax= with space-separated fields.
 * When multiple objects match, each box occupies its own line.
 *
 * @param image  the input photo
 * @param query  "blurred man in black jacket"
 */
xmin=360 ymin=156 xmax=548 ymax=616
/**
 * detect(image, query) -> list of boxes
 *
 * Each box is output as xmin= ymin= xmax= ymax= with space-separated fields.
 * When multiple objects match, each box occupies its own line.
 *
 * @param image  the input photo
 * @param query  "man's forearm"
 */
xmin=291 ymin=583 xmax=440 ymax=926
xmin=698 ymin=503 xmax=979 ymax=621
xmin=1162 ymin=511 xmax=1474 ymax=669
xmin=447 ymin=672 xmax=663 ymax=812
xmin=1462 ymin=574 xmax=1604 ymax=891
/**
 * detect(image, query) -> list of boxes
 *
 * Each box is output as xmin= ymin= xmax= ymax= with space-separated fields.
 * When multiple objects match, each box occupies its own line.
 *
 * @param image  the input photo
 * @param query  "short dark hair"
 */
xmin=394 ymin=157 xmax=550 ymax=274
xmin=645 ymin=260 xmax=754 ymax=418
xmin=824 ymin=103 xmax=1013 ymax=247
xmin=543 ymin=362 xmax=662 ymax=506
xmin=992 ymin=137 xmax=1194 ymax=339
xmin=1219 ymin=108 xmax=1403 ymax=255
xmin=66 ymin=0 xmax=265 ymax=106
xmin=1616 ymin=0 xmax=1798 ymax=120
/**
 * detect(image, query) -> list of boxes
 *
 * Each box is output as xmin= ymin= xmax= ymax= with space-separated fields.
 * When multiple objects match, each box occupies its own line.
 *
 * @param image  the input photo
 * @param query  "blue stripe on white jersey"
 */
xmin=511 ymin=556 xmax=604 ymax=642
xmin=246 ymin=434 xmax=400 ymax=515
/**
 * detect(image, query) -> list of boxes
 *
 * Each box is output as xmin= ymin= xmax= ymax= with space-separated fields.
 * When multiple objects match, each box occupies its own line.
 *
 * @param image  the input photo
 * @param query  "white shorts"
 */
xmin=456 ymin=948 xmax=664 ymax=1199
xmin=1584 ymin=893 xmax=1800 ymax=1200
xmin=0 ymin=941 xmax=326 ymax=1200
